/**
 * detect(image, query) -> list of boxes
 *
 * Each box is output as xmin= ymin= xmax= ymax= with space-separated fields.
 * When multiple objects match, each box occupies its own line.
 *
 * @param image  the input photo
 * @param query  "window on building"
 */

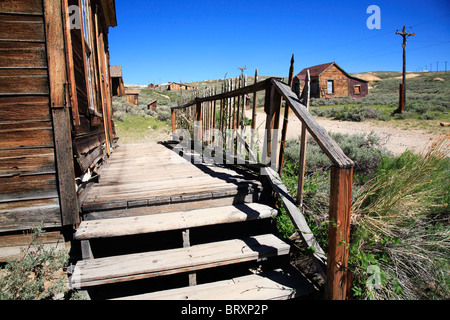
xmin=81 ymin=0 xmax=96 ymax=112
xmin=354 ymin=85 xmax=361 ymax=94
xmin=327 ymin=80 xmax=334 ymax=94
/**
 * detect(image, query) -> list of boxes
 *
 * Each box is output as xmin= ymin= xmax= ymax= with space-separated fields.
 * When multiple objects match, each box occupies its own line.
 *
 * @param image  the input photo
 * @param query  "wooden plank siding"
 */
xmin=318 ymin=64 xmax=349 ymax=98
xmin=0 ymin=0 xmax=61 ymax=233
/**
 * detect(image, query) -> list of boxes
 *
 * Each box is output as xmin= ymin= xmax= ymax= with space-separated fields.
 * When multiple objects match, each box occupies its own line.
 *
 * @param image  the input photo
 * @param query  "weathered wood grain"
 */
xmin=0 ymin=14 xmax=45 ymax=42
xmin=0 ymin=198 xmax=61 ymax=232
xmin=0 ymin=148 xmax=55 ymax=176
xmin=0 ymin=173 xmax=58 ymax=202
xmin=0 ymin=127 xmax=54 ymax=149
xmin=0 ymin=68 xmax=49 ymax=95
xmin=0 ymin=0 xmax=43 ymax=15
xmin=75 ymin=203 xmax=277 ymax=240
xmin=0 ymin=231 xmax=66 ymax=262
xmin=70 ymin=234 xmax=289 ymax=288
xmin=115 ymin=267 xmax=313 ymax=300
xmin=0 ymin=42 xmax=47 ymax=68
xmin=0 ymin=96 xmax=50 ymax=122
xmin=43 ymin=0 xmax=79 ymax=226
xmin=326 ymin=166 xmax=353 ymax=300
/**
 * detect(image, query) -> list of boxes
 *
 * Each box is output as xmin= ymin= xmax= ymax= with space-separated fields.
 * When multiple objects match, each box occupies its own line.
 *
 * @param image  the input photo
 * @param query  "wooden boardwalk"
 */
xmin=82 ymin=143 xmax=262 ymax=216
xmin=70 ymin=142 xmax=317 ymax=299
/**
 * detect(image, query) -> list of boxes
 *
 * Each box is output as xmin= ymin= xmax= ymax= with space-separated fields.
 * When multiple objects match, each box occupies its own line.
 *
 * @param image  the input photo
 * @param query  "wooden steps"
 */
xmin=114 ymin=267 xmax=313 ymax=300
xmin=70 ymin=143 xmax=317 ymax=300
xmin=70 ymin=234 xmax=290 ymax=289
xmin=75 ymin=203 xmax=277 ymax=240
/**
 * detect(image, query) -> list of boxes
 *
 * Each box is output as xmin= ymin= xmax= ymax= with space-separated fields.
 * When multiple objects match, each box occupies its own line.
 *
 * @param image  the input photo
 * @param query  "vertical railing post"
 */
xmin=297 ymin=70 xmax=311 ymax=207
xmin=171 ymin=108 xmax=176 ymax=137
xmin=327 ymin=166 xmax=353 ymax=300
xmin=250 ymin=69 xmax=259 ymax=154
xmin=195 ymin=99 xmax=202 ymax=143
xmin=264 ymin=80 xmax=282 ymax=169
xmin=278 ymin=54 xmax=295 ymax=175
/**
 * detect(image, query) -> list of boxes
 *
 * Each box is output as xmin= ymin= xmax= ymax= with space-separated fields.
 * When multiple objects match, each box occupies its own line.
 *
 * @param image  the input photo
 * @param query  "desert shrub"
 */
xmin=0 ymin=226 xmax=70 ymax=300
xmin=284 ymin=132 xmax=391 ymax=177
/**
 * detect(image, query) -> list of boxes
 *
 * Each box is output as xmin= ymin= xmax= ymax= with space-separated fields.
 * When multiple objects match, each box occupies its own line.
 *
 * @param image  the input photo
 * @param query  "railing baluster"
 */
xmin=278 ymin=54 xmax=295 ymax=175
xmin=297 ymin=70 xmax=311 ymax=207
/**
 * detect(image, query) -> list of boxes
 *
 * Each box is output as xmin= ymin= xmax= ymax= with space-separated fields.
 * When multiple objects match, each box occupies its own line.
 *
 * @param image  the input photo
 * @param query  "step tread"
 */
xmin=114 ymin=267 xmax=314 ymax=300
xmin=70 ymin=234 xmax=290 ymax=289
xmin=75 ymin=203 xmax=277 ymax=240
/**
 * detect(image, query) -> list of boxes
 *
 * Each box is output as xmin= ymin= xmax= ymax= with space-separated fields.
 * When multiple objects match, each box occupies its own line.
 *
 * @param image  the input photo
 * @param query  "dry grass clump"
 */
xmin=350 ymin=134 xmax=450 ymax=299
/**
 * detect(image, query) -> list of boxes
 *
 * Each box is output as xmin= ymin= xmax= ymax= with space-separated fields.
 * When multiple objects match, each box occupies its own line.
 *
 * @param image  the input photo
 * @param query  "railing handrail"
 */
xmin=171 ymin=77 xmax=276 ymax=111
xmin=271 ymin=78 xmax=355 ymax=169
xmin=170 ymin=66 xmax=354 ymax=300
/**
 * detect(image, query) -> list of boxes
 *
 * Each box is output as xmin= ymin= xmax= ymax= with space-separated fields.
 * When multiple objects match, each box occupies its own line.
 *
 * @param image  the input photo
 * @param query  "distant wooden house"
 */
xmin=110 ymin=65 xmax=125 ymax=96
xmin=147 ymin=99 xmax=158 ymax=111
xmin=167 ymin=82 xmax=196 ymax=91
xmin=0 ymin=0 xmax=117 ymax=260
xmin=293 ymin=62 xmax=368 ymax=99
xmin=148 ymin=83 xmax=160 ymax=89
xmin=125 ymin=90 xmax=139 ymax=105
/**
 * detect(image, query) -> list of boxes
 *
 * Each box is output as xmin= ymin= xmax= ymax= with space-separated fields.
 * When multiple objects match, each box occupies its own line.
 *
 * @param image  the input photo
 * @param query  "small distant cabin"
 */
xmin=148 ymin=83 xmax=160 ymax=89
xmin=125 ymin=90 xmax=139 ymax=105
xmin=110 ymin=66 xmax=125 ymax=97
xmin=147 ymin=99 xmax=157 ymax=111
xmin=167 ymin=82 xmax=196 ymax=91
xmin=0 ymin=0 xmax=117 ymax=260
xmin=293 ymin=62 xmax=368 ymax=99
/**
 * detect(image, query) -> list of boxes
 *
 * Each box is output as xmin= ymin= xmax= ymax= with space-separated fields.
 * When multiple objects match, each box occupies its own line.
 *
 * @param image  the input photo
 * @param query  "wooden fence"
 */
xmin=170 ymin=57 xmax=354 ymax=300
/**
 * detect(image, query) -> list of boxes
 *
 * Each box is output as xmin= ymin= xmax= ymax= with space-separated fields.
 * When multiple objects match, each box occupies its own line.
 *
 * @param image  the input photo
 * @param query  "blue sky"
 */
xmin=108 ymin=0 xmax=450 ymax=85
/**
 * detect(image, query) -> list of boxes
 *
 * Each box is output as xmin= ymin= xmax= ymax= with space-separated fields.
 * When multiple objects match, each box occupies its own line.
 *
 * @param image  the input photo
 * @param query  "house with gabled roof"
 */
xmin=293 ymin=62 xmax=368 ymax=99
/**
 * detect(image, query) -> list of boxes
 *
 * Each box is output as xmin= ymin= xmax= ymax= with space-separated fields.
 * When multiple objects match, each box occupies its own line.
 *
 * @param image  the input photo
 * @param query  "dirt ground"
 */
xmin=153 ymin=110 xmax=442 ymax=156
xmin=247 ymin=110 xmax=441 ymax=156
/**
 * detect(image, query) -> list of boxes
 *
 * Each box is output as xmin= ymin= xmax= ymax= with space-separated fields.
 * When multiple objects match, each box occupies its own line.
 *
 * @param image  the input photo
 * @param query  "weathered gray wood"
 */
xmin=261 ymin=167 xmax=327 ymax=267
xmin=81 ymin=240 xmax=94 ymax=260
xmin=272 ymin=79 xmax=354 ymax=168
xmin=114 ymin=267 xmax=314 ymax=300
xmin=172 ymin=79 xmax=269 ymax=111
xmin=182 ymin=228 xmax=197 ymax=286
xmin=297 ymin=70 xmax=311 ymax=206
xmin=278 ymin=54 xmax=295 ymax=175
xmin=0 ymin=230 xmax=66 ymax=262
xmin=75 ymin=203 xmax=276 ymax=240
xmin=70 ymin=234 xmax=290 ymax=288
xmin=43 ymin=0 xmax=79 ymax=226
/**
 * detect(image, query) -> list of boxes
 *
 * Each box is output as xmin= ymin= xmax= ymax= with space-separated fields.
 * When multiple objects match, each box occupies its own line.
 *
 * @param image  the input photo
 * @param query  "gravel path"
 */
xmin=247 ymin=110 xmax=440 ymax=156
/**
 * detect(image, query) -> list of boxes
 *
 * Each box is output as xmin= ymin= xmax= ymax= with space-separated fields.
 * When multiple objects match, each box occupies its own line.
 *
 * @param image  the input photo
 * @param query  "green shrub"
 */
xmin=0 ymin=226 xmax=70 ymax=300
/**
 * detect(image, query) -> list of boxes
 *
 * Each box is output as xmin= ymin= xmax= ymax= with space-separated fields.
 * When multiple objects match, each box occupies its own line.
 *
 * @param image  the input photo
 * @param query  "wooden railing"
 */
xmin=170 ymin=58 xmax=354 ymax=300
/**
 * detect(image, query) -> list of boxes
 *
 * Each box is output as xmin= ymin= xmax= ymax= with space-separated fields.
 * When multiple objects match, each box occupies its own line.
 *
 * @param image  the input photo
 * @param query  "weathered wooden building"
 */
xmin=0 ymin=0 xmax=117 ymax=260
xmin=293 ymin=62 xmax=368 ymax=99
xmin=167 ymin=82 xmax=196 ymax=91
xmin=125 ymin=89 xmax=139 ymax=105
xmin=110 ymin=65 xmax=125 ymax=97
xmin=147 ymin=99 xmax=157 ymax=111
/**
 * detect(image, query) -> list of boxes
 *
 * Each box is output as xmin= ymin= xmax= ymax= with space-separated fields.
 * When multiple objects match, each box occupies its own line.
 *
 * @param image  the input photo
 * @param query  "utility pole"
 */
xmin=395 ymin=26 xmax=415 ymax=113
xmin=445 ymin=61 xmax=448 ymax=72
xmin=436 ymin=61 xmax=439 ymax=72
xmin=238 ymin=65 xmax=247 ymax=78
